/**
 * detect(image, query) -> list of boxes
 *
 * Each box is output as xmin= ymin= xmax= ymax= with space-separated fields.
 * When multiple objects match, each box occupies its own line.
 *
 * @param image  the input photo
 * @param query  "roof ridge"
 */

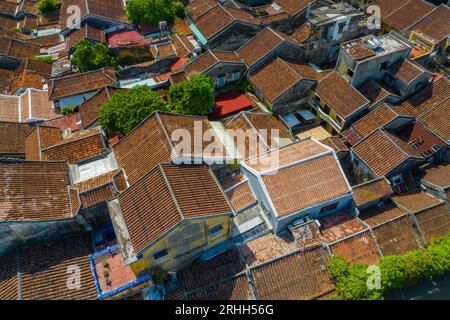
xmin=384 ymin=0 xmax=413 ymax=20
xmin=242 ymin=111 xmax=270 ymax=150
xmin=159 ymin=164 xmax=184 ymax=220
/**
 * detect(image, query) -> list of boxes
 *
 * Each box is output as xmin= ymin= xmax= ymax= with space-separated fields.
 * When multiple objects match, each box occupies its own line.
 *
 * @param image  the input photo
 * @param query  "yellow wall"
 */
xmin=130 ymin=215 xmax=231 ymax=275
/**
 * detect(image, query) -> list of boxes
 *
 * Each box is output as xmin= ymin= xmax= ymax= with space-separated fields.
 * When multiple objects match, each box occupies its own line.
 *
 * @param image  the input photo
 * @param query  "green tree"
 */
xmin=168 ymin=75 xmax=214 ymax=116
xmin=126 ymin=0 xmax=185 ymax=25
xmin=37 ymin=0 xmax=58 ymax=13
xmin=71 ymin=39 xmax=117 ymax=73
xmin=99 ymin=85 xmax=167 ymax=134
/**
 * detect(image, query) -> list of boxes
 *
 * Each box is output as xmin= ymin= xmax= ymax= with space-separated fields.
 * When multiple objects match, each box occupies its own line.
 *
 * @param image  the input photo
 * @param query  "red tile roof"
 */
xmin=409 ymin=4 xmax=450 ymax=43
xmin=329 ymin=231 xmax=380 ymax=266
xmin=113 ymin=112 xmax=229 ymax=185
xmin=275 ymin=0 xmax=313 ymax=17
xmin=352 ymin=178 xmax=393 ymax=208
xmin=352 ymin=129 xmax=419 ymax=177
xmin=185 ymin=50 xmax=243 ymax=75
xmin=386 ymin=58 xmax=429 ymax=84
xmin=107 ymin=29 xmax=151 ymax=48
xmin=0 ymin=160 xmax=74 ymax=222
xmin=0 ymin=252 xmax=19 ymax=300
xmin=48 ymin=68 xmax=118 ymax=100
xmin=418 ymin=99 xmax=450 ymax=142
xmin=209 ymin=92 xmax=256 ymax=120
xmin=178 ymin=249 xmax=245 ymax=292
xmin=251 ymin=246 xmax=334 ymax=300
xmin=187 ymin=273 xmax=253 ymax=300
xmin=401 ymin=77 xmax=450 ymax=117
xmin=319 ymin=211 xmax=368 ymax=244
xmin=193 ymin=4 xmax=259 ymax=40
xmin=315 ymin=71 xmax=369 ymax=118
xmin=248 ymin=57 xmax=321 ymax=104
xmin=225 ymin=180 xmax=256 ymax=212
xmin=236 ymin=27 xmax=294 ymax=68
xmin=79 ymin=87 xmax=125 ymax=128
xmin=243 ymin=140 xmax=350 ymax=217
xmin=0 ymin=121 xmax=32 ymax=157
xmin=118 ymin=163 xmax=232 ymax=254
xmin=419 ymin=163 xmax=450 ymax=189
xmin=393 ymin=191 xmax=442 ymax=213
xmin=414 ymin=203 xmax=450 ymax=243
xmin=384 ymin=0 xmax=436 ymax=31
xmin=41 ymin=130 xmax=105 ymax=164
xmin=19 ymin=236 xmax=97 ymax=300
xmin=66 ymin=23 xmax=106 ymax=49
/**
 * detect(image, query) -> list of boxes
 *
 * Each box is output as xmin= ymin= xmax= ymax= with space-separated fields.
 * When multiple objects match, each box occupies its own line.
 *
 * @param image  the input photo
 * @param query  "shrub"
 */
xmin=34 ymin=55 xmax=54 ymax=64
xmin=99 ymin=85 xmax=167 ymax=134
xmin=168 ymin=75 xmax=214 ymax=116
xmin=61 ymin=105 xmax=78 ymax=115
xmin=71 ymin=39 xmax=117 ymax=73
xmin=37 ymin=0 xmax=58 ymax=14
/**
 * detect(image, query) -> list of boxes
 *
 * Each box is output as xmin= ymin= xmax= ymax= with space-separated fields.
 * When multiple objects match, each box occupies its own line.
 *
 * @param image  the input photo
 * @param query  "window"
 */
xmin=153 ymin=249 xmax=169 ymax=261
xmin=209 ymin=224 xmax=223 ymax=237
xmin=320 ymin=202 xmax=339 ymax=214
xmin=217 ymin=75 xmax=226 ymax=88
xmin=232 ymin=71 xmax=240 ymax=81
xmin=321 ymin=104 xmax=331 ymax=115
xmin=380 ymin=62 xmax=389 ymax=71
xmin=347 ymin=69 xmax=354 ymax=78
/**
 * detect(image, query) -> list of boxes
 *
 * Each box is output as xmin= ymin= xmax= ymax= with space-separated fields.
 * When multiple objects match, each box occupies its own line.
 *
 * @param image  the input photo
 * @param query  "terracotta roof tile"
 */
xmin=225 ymin=111 xmax=292 ymax=158
xmin=414 ymin=203 xmax=450 ymax=243
xmin=393 ymin=191 xmax=442 ymax=213
xmin=387 ymin=58 xmax=428 ymax=84
xmin=319 ymin=212 xmax=367 ymax=244
xmin=187 ymin=273 xmax=253 ymax=300
xmin=25 ymin=126 xmax=62 ymax=160
xmin=113 ymin=112 xmax=228 ymax=185
xmin=315 ymin=71 xmax=369 ymax=118
xmin=352 ymin=178 xmax=393 ymax=208
xmin=351 ymin=104 xmax=406 ymax=139
xmin=185 ymin=50 xmax=243 ymax=75
xmin=359 ymin=201 xmax=409 ymax=228
xmin=419 ymin=163 xmax=450 ymax=189
xmin=262 ymin=153 xmax=351 ymax=216
xmin=248 ymin=58 xmax=321 ymax=103
xmin=19 ymin=236 xmax=97 ymax=300
xmin=409 ymin=4 xmax=450 ymax=43
xmin=66 ymin=23 xmax=106 ymax=49
xmin=291 ymin=23 xmax=312 ymax=43
xmin=372 ymin=215 xmax=420 ymax=255
xmin=358 ymin=80 xmax=393 ymax=108
xmin=0 ymin=121 xmax=31 ymax=157
xmin=238 ymin=232 xmax=298 ymax=266
xmin=118 ymin=163 xmax=232 ymax=254
xmin=0 ymin=161 xmax=73 ymax=222
xmin=0 ymin=252 xmax=19 ymax=300
xmin=188 ymin=0 xmax=218 ymax=20
xmin=48 ymin=67 xmax=118 ymax=100
xmin=225 ymin=180 xmax=256 ymax=212
xmin=41 ymin=131 xmax=105 ymax=164
xmin=320 ymin=136 xmax=349 ymax=153
xmin=178 ymin=249 xmax=245 ymax=292
xmin=236 ymin=27 xmax=289 ymax=68
xmin=329 ymin=232 xmax=380 ymax=265
xmin=419 ymin=99 xmax=450 ymax=142
xmin=193 ymin=4 xmax=259 ymax=40
xmin=384 ymin=0 xmax=436 ymax=31
xmin=275 ymin=0 xmax=312 ymax=16
xmin=352 ymin=129 xmax=411 ymax=177
xmin=401 ymin=77 xmax=450 ymax=117
xmin=251 ymin=247 xmax=334 ymax=300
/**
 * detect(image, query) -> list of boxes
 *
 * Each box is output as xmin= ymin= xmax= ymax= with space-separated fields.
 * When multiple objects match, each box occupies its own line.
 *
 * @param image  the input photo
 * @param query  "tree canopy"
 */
xmin=37 ymin=0 xmax=58 ymax=13
xmin=168 ymin=75 xmax=215 ymax=116
xmin=126 ymin=0 xmax=185 ymax=26
xmin=71 ymin=39 xmax=117 ymax=73
xmin=99 ymin=85 xmax=168 ymax=134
